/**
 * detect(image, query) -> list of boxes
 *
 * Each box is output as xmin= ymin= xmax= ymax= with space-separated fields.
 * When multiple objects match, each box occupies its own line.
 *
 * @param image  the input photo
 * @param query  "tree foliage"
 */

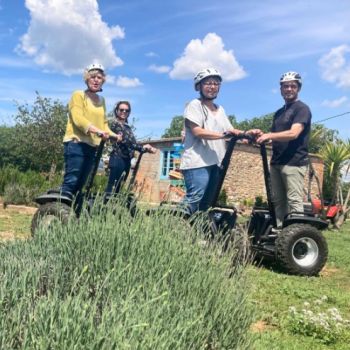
xmin=12 ymin=93 xmax=67 ymax=173
xmin=0 ymin=126 xmax=19 ymax=168
xmin=309 ymin=124 xmax=338 ymax=154
xmin=233 ymin=113 xmax=274 ymax=133
xmin=162 ymin=116 xmax=184 ymax=138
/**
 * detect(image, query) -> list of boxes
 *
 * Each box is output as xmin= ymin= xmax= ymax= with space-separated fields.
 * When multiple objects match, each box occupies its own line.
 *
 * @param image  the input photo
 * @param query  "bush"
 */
xmin=0 ymin=199 xmax=254 ymax=349
xmin=3 ymin=183 xmax=39 ymax=206
xmin=0 ymin=166 xmax=109 ymax=205
xmin=0 ymin=166 xmax=62 ymax=205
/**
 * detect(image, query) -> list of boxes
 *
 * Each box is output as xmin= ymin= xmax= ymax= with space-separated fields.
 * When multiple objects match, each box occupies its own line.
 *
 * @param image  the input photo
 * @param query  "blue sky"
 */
xmin=1 ymin=0 xmax=350 ymax=139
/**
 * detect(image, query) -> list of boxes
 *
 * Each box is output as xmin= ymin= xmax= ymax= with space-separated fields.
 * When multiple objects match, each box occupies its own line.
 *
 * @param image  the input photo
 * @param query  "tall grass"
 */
xmin=0 ymin=198 xmax=253 ymax=349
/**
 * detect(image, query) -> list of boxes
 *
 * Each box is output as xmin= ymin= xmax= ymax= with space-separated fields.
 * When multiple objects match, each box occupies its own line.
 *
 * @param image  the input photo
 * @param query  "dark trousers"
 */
xmin=105 ymin=153 xmax=131 ymax=194
xmin=61 ymin=141 xmax=96 ymax=196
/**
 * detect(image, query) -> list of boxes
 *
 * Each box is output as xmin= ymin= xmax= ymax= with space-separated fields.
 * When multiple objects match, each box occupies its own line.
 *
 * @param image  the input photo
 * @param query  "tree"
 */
xmin=319 ymin=140 xmax=350 ymax=228
xmin=309 ymin=124 xmax=338 ymax=154
xmin=162 ymin=115 xmax=184 ymax=138
xmin=13 ymin=93 xmax=67 ymax=176
xmin=0 ymin=126 xmax=19 ymax=168
xmin=234 ymin=113 xmax=274 ymax=133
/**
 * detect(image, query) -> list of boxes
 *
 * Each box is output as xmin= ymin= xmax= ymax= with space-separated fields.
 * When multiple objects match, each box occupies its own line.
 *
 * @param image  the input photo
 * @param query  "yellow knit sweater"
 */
xmin=63 ymin=90 xmax=113 ymax=146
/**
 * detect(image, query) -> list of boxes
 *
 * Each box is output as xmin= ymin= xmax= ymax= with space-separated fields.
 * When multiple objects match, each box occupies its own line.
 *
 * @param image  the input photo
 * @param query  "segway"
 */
xmin=31 ymin=136 xmax=108 ymax=235
xmin=103 ymin=147 xmax=151 ymax=217
xmin=31 ymin=137 xmax=152 ymax=235
xmin=151 ymin=133 xmax=329 ymax=276
xmin=247 ymin=142 xmax=328 ymax=276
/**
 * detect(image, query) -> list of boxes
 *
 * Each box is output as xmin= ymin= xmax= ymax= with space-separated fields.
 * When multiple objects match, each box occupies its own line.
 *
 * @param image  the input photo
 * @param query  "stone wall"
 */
xmin=133 ymin=138 xmax=324 ymax=205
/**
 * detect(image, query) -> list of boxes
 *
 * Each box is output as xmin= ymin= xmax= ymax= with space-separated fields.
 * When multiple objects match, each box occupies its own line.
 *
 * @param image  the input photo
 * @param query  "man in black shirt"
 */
xmin=257 ymin=71 xmax=311 ymax=227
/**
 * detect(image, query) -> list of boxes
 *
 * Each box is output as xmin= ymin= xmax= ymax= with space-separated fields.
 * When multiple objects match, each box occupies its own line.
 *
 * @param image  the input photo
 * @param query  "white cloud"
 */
xmin=169 ymin=33 xmax=246 ymax=81
xmin=16 ymin=0 xmax=124 ymax=75
xmin=148 ymin=64 xmax=171 ymax=74
xmin=107 ymin=75 xmax=143 ymax=88
xmin=319 ymin=45 xmax=350 ymax=88
xmin=321 ymin=96 xmax=348 ymax=108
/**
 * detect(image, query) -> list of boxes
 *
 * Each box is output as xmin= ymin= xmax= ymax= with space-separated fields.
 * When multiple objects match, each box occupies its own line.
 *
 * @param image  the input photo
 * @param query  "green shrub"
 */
xmin=217 ymin=188 xmax=228 ymax=206
xmin=0 ymin=165 xmax=110 ymax=205
xmin=3 ymin=183 xmax=39 ymax=206
xmin=0 ymin=198 xmax=254 ymax=349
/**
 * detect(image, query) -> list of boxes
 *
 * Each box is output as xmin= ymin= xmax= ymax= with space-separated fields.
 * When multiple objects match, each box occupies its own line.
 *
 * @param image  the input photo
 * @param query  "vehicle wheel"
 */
xmin=31 ymin=202 xmax=73 ymax=236
xmin=276 ymin=224 xmax=328 ymax=276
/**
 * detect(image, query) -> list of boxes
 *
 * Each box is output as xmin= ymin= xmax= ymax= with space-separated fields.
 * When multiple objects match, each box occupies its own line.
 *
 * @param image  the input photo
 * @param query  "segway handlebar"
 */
xmin=95 ymin=132 xmax=122 ymax=142
xmin=223 ymin=131 xmax=255 ymax=143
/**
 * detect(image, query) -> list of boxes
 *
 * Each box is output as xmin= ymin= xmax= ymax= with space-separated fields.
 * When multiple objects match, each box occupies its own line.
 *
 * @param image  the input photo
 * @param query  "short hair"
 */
xmin=83 ymin=69 xmax=106 ymax=84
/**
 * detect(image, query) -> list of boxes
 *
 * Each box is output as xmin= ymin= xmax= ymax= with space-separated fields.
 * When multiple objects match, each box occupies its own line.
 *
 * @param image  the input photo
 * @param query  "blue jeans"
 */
xmin=182 ymin=165 xmax=220 ymax=215
xmin=61 ymin=141 xmax=96 ymax=196
xmin=105 ymin=154 xmax=131 ymax=194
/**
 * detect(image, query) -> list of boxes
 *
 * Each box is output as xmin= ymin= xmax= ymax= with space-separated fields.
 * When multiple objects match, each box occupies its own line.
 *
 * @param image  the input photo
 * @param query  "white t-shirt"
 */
xmin=180 ymin=99 xmax=233 ymax=170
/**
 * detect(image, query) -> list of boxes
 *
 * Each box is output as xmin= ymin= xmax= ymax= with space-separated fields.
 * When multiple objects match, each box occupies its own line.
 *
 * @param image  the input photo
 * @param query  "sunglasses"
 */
xmin=118 ymin=109 xmax=130 ymax=113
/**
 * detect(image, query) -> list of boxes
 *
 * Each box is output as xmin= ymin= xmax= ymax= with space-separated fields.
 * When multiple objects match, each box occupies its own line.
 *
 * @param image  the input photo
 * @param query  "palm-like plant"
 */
xmin=319 ymin=140 xmax=350 ymax=227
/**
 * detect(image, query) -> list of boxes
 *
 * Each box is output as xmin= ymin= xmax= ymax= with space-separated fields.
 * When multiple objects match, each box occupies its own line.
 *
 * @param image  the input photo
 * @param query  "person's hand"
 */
xmin=88 ymin=125 xmax=109 ymax=140
xmin=143 ymin=144 xmax=157 ymax=153
xmin=246 ymin=129 xmax=263 ymax=137
xmin=256 ymin=133 xmax=272 ymax=144
xmin=111 ymin=132 xmax=122 ymax=143
xmin=100 ymin=131 xmax=110 ymax=141
xmin=229 ymin=128 xmax=244 ymax=136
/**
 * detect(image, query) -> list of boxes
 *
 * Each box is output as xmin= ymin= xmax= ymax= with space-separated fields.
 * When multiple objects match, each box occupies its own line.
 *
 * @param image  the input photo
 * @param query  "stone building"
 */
xmin=133 ymin=137 xmax=324 ymax=206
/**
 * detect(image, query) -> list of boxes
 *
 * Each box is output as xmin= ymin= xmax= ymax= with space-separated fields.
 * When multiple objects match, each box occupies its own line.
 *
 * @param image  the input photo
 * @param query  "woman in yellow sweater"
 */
xmin=61 ymin=63 xmax=121 ymax=198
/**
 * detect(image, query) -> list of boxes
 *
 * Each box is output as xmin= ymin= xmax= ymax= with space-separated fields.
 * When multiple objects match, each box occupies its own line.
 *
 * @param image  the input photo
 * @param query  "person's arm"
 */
xmin=256 ymin=123 xmax=304 ymax=143
xmin=186 ymin=119 xmax=242 ymax=140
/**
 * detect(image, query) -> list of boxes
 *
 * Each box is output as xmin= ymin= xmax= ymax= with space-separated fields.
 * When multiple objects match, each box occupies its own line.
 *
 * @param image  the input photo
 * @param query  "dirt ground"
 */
xmin=0 ymin=200 xmax=36 ymax=240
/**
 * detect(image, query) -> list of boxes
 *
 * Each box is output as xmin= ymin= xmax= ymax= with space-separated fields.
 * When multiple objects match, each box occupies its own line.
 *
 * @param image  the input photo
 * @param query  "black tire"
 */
xmin=31 ymin=202 xmax=73 ymax=236
xmin=275 ymin=224 xmax=328 ymax=276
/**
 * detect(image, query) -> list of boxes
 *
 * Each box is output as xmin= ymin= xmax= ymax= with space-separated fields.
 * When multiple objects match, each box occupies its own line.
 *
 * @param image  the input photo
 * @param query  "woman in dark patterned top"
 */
xmin=105 ymin=101 xmax=156 ymax=195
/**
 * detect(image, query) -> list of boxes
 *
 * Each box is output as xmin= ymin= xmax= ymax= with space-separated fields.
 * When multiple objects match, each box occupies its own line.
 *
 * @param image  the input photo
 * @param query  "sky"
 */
xmin=1 ymin=0 xmax=350 ymax=140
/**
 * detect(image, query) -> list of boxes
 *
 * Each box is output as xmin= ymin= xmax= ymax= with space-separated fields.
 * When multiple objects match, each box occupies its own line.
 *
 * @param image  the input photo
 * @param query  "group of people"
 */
xmin=180 ymin=68 xmax=311 ymax=227
xmin=61 ymin=63 xmax=311 ymax=228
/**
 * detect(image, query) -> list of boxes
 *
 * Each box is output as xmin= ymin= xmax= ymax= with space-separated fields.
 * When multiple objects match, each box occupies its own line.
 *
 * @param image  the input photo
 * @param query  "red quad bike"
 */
xmin=152 ymin=133 xmax=329 ymax=276
xmin=31 ymin=135 xmax=150 ymax=235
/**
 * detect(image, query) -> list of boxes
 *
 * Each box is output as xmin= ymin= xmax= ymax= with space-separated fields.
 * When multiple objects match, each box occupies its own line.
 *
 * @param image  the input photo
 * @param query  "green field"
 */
xmin=0 ymin=201 xmax=349 ymax=349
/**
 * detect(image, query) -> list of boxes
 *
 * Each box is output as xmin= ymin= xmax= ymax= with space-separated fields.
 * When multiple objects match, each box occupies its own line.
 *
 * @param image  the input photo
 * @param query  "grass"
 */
xmin=0 ymin=202 xmax=34 ymax=240
xmin=249 ymin=222 xmax=350 ymax=350
xmin=0 ymin=198 xmax=253 ymax=349
xmin=1 ymin=199 xmax=350 ymax=349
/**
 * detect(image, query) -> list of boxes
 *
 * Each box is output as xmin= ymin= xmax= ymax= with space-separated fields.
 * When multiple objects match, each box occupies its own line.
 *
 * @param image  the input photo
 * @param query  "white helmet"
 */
xmin=194 ymin=68 xmax=222 ymax=90
xmin=280 ymin=71 xmax=302 ymax=86
xmin=85 ymin=63 xmax=105 ymax=73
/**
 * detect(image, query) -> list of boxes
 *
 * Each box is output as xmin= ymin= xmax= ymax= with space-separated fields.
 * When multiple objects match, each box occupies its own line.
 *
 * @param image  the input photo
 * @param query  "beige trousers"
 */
xmin=270 ymin=164 xmax=307 ymax=227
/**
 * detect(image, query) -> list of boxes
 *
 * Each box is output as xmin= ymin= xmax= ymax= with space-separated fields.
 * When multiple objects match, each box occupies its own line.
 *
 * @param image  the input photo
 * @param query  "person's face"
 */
xmin=116 ymin=103 xmax=130 ymax=121
xmin=200 ymin=76 xmax=221 ymax=100
xmin=280 ymin=81 xmax=300 ymax=103
xmin=87 ymin=72 xmax=104 ymax=92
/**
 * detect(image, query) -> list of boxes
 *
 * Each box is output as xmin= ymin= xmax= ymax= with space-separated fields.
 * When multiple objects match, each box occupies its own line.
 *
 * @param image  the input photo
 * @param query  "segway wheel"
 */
xmin=31 ymin=202 xmax=73 ymax=236
xmin=276 ymin=224 xmax=328 ymax=276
